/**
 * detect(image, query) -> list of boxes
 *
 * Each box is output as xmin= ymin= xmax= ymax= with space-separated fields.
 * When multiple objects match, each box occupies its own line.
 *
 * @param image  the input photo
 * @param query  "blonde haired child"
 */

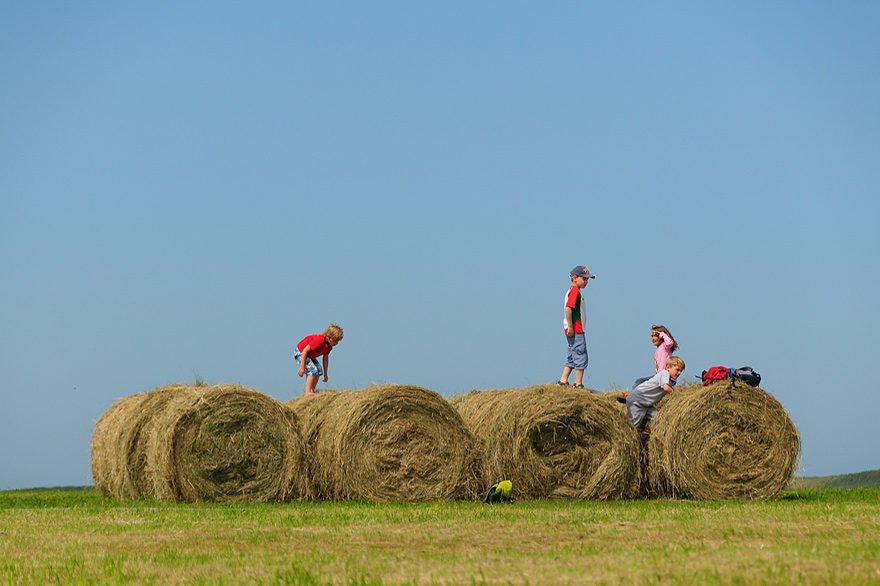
xmin=294 ymin=324 xmax=343 ymax=395
xmin=625 ymin=356 xmax=685 ymax=440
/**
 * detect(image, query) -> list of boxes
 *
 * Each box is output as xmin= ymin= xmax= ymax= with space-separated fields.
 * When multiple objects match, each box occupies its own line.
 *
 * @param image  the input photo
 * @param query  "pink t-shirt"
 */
xmin=654 ymin=332 xmax=674 ymax=372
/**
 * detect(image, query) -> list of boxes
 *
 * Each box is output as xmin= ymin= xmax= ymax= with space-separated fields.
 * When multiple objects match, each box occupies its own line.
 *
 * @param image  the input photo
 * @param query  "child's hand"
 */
xmin=298 ymin=366 xmax=305 ymax=378
xmin=322 ymin=374 xmax=328 ymax=383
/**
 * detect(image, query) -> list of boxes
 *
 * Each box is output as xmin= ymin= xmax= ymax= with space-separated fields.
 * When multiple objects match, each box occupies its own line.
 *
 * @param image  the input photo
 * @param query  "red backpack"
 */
xmin=701 ymin=366 xmax=730 ymax=385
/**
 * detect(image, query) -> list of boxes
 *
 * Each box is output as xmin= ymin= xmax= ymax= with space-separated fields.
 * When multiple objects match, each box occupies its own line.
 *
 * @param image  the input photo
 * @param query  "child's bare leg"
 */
xmin=304 ymin=375 xmax=319 ymax=395
xmin=559 ymin=366 xmax=573 ymax=384
xmin=574 ymin=369 xmax=584 ymax=386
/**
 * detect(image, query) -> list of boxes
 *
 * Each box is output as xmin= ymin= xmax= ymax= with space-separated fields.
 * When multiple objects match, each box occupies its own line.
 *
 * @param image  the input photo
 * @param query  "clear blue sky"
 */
xmin=2 ymin=2 xmax=878 ymax=490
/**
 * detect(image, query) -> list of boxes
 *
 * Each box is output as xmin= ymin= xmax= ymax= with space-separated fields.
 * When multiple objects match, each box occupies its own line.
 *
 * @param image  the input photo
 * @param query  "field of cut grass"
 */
xmin=1 ymin=488 xmax=879 ymax=585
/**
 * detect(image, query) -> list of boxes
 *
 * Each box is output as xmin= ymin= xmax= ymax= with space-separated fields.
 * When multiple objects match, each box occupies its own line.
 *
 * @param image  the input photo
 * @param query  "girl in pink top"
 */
xmin=616 ymin=325 xmax=681 ymax=405
xmin=651 ymin=325 xmax=679 ymax=373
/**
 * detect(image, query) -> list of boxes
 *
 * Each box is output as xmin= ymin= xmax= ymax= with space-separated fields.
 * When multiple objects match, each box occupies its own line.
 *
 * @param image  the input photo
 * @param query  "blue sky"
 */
xmin=2 ymin=2 xmax=878 ymax=490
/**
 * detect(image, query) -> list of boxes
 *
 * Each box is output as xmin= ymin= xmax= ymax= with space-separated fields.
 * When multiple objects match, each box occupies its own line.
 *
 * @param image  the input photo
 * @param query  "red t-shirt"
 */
xmin=297 ymin=334 xmax=333 ymax=358
xmin=565 ymin=286 xmax=584 ymax=333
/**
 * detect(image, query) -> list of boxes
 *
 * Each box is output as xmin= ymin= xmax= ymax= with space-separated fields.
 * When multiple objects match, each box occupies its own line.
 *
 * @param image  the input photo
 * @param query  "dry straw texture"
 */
xmin=90 ymin=385 xmax=190 ymax=499
xmin=91 ymin=393 xmax=142 ymax=499
xmin=449 ymin=385 xmax=641 ymax=500
xmin=286 ymin=384 xmax=483 ymax=502
xmin=143 ymin=384 xmax=309 ymax=502
xmin=646 ymin=380 xmax=800 ymax=500
xmin=593 ymin=389 xmax=652 ymax=497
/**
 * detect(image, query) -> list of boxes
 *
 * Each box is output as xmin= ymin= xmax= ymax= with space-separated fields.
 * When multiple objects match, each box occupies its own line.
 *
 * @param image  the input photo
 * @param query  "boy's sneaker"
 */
xmin=556 ymin=380 xmax=570 ymax=386
xmin=573 ymin=384 xmax=585 ymax=389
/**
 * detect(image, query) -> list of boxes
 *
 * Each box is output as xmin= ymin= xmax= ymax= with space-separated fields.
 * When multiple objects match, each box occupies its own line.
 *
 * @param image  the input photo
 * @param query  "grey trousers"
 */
xmin=626 ymin=399 xmax=657 ymax=430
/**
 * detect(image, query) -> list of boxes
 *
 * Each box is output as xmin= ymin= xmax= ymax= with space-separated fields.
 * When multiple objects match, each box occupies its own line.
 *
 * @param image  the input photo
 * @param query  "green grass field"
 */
xmin=2 ymin=488 xmax=879 ymax=585
xmin=789 ymin=469 xmax=880 ymax=490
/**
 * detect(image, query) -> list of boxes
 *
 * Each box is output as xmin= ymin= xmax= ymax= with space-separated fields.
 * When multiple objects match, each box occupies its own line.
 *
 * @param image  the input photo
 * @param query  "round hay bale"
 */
xmin=591 ymin=389 xmax=653 ymax=497
xmin=450 ymin=385 xmax=641 ymax=500
xmin=144 ymin=384 xmax=309 ymax=502
xmin=122 ymin=385 xmax=194 ymax=498
xmin=647 ymin=381 xmax=800 ymax=500
xmin=90 ymin=385 xmax=190 ymax=499
xmin=91 ymin=394 xmax=142 ymax=499
xmin=286 ymin=385 xmax=483 ymax=502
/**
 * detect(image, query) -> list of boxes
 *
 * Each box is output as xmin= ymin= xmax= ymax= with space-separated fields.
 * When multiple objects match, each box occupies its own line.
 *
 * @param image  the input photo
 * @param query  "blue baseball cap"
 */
xmin=570 ymin=266 xmax=595 ymax=279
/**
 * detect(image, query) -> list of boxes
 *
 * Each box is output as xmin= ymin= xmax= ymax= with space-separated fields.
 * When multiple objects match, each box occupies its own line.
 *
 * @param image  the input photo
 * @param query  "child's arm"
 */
xmin=322 ymin=354 xmax=329 ymax=382
xmin=298 ymin=346 xmax=311 ymax=377
xmin=564 ymin=307 xmax=574 ymax=336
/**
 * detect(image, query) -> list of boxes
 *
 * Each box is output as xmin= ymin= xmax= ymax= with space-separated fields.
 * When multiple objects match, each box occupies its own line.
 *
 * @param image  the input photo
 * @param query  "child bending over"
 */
xmin=294 ymin=323 xmax=343 ymax=395
xmin=625 ymin=356 xmax=685 ymax=440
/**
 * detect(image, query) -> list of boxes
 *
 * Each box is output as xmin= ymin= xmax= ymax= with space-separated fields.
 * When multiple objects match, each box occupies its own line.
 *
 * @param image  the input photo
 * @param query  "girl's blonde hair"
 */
xmin=323 ymin=323 xmax=343 ymax=343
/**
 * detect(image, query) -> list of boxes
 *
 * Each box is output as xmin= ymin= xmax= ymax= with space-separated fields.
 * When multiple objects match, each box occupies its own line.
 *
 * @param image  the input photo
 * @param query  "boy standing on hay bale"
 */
xmin=294 ymin=323 xmax=343 ymax=395
xmin=625 ymin=356 xmax=685 ymax=440
xmin=557 ymin=265 xmax=595 ymax=389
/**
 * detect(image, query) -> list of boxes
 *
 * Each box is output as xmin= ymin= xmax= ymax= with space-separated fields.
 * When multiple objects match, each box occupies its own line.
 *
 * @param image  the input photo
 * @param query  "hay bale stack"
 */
xmin=450 ymin=385 xmax=641 ymax=500
xmin=144 ymin=384 xmax=309 ymax=502
xmin=286 ymin=385 xmax=482 ymax=502
xmin=90 ymin=385 xmax=190 ymax=499
xmin=647 ymin=381 xmax=800 ymax=500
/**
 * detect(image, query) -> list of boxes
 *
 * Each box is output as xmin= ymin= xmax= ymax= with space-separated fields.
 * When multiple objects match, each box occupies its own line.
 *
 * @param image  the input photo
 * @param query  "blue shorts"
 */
xmin=565 ymin=332 xmax=588 ymax=370
xmin=293 ymin=350 xmax=323 ymax=377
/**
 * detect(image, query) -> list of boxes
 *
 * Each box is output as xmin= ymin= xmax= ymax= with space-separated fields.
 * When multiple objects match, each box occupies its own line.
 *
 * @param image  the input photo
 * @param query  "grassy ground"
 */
xmin=789 ymin=469 xmax=880 ymax=490
xmin=1 ymin=488 xmax=879 ymax=585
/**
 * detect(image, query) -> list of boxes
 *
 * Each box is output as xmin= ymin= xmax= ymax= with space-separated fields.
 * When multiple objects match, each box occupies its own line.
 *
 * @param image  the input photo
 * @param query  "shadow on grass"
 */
xmin=777 ymin=490 xmax=824 ymax=502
